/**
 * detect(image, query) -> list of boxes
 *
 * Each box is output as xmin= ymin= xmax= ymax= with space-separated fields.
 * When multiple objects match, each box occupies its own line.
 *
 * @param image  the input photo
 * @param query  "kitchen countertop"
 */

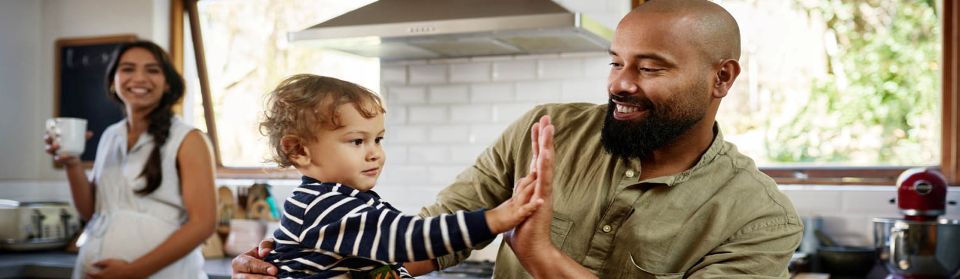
xmin=0 ymin=251 xmax=489 ymax=279
xmin=0 ymin=251 xmax=232 ymax=279
xmin=5 ymin=251 xmax=900 ymax=279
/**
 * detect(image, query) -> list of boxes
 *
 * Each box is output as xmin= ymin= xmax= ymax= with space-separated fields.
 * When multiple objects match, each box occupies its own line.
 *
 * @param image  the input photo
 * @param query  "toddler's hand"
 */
xmin=485 ymin=171 xmax=543 ymax=234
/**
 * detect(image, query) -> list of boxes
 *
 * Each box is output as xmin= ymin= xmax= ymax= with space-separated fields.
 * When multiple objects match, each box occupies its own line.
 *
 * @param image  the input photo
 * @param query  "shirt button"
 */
xmin=602 ymin=225 xmax=613 ymax=233
xmin=625 ymin=170 xmax=636 ymax=178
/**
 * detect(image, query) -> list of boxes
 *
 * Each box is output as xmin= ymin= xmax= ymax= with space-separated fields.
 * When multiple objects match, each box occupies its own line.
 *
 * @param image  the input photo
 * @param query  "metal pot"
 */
xmin=817 ymin=246 xmax=877 ymax=278
xmin=873 ymin=218 xmax=960 ymax=278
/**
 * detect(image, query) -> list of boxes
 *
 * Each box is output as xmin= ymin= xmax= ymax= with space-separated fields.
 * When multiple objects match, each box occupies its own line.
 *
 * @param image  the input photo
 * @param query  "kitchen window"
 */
xmin=174 ymin=0 xmax=960 ymax=184
xmin=712 ymin=0 xmax=950 ymax=184
xmin=178 ymin=0 xmax=379 ymax=171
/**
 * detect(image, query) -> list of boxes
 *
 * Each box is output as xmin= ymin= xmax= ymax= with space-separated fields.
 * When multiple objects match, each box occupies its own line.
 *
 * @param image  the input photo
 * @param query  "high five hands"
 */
xmin=505 ymin=115 xmax=556 ymax=263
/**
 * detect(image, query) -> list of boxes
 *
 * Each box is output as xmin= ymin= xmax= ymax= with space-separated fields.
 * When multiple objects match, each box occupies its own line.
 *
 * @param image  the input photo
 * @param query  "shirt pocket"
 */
xmin=619 ymin=253 xmax=685 ymax=279
xmin=550 ymin=215 xmax=574 ymax=249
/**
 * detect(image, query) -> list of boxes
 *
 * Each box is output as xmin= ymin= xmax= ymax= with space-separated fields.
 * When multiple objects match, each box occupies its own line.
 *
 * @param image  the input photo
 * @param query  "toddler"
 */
xmin=259 ymin=74 xmax=543 ymax=278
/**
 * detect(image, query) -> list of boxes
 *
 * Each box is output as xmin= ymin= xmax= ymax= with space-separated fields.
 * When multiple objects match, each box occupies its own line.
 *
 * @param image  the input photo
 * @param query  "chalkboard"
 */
xmin=55 ymin=35 xmax=137 ymax=163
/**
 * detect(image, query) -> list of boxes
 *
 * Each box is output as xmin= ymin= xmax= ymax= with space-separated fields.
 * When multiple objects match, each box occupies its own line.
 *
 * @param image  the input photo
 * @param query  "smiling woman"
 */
xmin=45 ymin=40 xmax=217 ymax=278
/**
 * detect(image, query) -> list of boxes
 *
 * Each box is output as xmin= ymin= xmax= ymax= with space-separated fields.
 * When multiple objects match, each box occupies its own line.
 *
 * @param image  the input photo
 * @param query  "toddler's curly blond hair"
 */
xmin=259 ymin=74 xmax=385 ymax=168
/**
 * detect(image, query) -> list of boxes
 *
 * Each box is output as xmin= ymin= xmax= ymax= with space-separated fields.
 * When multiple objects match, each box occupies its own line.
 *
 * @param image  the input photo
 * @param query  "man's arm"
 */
xmin=685 ymin=220 xmax=803 ymax=278
xmin=231 ymin=240 xmax=278 ymax=279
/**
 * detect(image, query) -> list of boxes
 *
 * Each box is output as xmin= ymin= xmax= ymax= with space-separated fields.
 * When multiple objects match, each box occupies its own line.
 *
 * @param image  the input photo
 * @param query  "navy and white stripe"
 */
xmin=266 ymin=176 xmax=494 ymax=278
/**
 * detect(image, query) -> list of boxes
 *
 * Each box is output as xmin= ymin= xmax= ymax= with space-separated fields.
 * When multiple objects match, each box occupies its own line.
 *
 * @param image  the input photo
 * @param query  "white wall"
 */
xmin=374 ymin=53 xmax=610 ymax=213
xmin=0 ymin=1 xmax=44 ymax=181
xmin=0 ymin=0 xmax=168 ymax=182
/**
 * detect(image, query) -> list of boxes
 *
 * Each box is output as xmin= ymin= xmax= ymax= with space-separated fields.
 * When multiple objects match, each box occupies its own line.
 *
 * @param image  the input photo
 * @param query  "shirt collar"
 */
xmin=301 ymin=175 xmax=323 ymax=185
xmin=634 ymin=122 xmax=727 ymax=187
xmin=299 ymin=175 xmax=384 ymax=199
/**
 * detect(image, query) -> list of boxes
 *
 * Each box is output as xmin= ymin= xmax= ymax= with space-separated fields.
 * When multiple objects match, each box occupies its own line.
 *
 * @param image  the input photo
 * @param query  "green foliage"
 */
xmin=767 ymin=0 xmax=940 ymax=165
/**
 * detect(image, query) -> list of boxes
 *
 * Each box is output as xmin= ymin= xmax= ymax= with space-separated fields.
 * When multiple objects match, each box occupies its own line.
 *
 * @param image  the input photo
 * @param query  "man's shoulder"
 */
xmin=710 ymin=141 xmax=798 ymax=219
xmin=528 ymin=102 xmax=606 ymax=120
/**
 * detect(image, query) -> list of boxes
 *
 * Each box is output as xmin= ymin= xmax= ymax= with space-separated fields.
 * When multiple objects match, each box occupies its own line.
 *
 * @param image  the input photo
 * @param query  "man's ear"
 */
xmin=712 ymin=59 xmax=741 ymax=98
xmin=280 ymin=135 xmax=311 ymax=167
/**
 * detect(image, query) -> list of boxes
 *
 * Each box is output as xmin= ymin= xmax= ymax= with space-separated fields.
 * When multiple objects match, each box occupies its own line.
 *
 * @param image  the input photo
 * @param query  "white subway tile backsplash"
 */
xmin=388 ymin=126 xmax=427 ymax=143
xmin=408 ymin=106 xmax=448 ymax=124
xmin=381 ymin=65 xmax=407 ymax=84
xmin=429 ymin=166 xmax=470 ymax=184
xmin=386 ymin=106 xmax=406 ymax=125
xmin=470 ymin=83 xmax=514 ymax=103
xmin=384 ymin=145 xmax=408 ymax=164
xmin=450 ymin=63 xmax=491 ymax=83
xmin=516 ymin=81 xmax=562 ymax=101
xmin=388 ymin=86 xmax=427 ymax=104
xmin=450 ymin=104 xmax=493 ymax=123
xmin=584 ymin=56 xmax=613 ymax=78
xmin=450 ymin=145 xmax=487 ymax=163
xmin=470 ymin=124 xmax=510 ymax=145
xmin=428 ymin=85 xmax=469 ymax=104
xmin=409 ymin=64 xmax=448 ymax=84
xmin=379 ymin=165 xmax=430 ymax=184
xmin=429 ymin=125 xmax=470 ymax=143
xmin=947 ymin=191 xmax=960 ymax=219
xmin=0 ymin=181 xmax=72 ymax=202
xmin=407 ymin=146 xmax=450 ymax=163
xmin=493 ymin=103 xmax=538 ymax=123
xmin=783 ymin=189 xmax=842 ymax=216
xmin=561 ymin=79 xmax=607 ymax=104
xmin=539 ymin=58 xmax=585 ymax=79
xmin=840 ymin=190 xmax=899 ymax=215
xmin=493 ymin=60 xmax=537 ymax=81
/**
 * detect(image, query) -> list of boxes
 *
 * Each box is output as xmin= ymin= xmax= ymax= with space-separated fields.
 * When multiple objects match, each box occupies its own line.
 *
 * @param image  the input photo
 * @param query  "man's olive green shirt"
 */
xmin=418 ymin=103 xmax=803 ymax=278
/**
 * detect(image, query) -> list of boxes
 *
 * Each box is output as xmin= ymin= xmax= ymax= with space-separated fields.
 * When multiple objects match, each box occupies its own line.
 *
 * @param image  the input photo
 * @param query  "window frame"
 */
xmin=175 ymin=0 xmax=960 ymax=185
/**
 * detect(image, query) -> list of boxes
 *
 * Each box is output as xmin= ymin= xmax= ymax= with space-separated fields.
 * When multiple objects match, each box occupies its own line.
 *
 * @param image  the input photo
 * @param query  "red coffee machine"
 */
xmin=873 ymin=168 xmax=960 ymax=279
xmin=896 ymin=168 xmax=948 ymax=221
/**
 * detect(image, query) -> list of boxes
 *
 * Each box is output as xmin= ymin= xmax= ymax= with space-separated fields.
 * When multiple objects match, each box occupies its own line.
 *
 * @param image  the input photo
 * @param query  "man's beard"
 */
xmin=601 ymin=90 xmax=707 ymax=160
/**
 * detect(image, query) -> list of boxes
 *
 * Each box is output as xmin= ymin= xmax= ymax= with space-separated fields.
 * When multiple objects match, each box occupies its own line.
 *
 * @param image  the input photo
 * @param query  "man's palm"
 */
xmin=507 ymin=116 xmax=555 ymax=259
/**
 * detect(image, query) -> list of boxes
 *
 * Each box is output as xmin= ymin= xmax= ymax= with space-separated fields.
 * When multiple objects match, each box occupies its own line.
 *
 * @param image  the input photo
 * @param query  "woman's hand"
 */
xmin=86 ymin=258 xmax=141 ymax=279
xmin=44 ymin=131 xmax=91 ymax=166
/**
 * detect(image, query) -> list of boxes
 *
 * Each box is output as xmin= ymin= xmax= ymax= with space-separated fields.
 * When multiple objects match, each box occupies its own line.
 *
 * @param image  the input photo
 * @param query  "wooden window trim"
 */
xmin=942 ymin=0 xmax=960 ymax=185
xmin=169 ymin=0 xmax=184 ymax=74
xmin=173 ymin=0 xmax=222 ymax=166
xmin=179 ymin=0 xmax=960 ymax=184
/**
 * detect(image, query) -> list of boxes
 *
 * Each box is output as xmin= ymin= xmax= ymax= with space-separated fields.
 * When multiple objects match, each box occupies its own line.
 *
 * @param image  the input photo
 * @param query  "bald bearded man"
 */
xmin=232 ymin=0 xmax=802 ymax=278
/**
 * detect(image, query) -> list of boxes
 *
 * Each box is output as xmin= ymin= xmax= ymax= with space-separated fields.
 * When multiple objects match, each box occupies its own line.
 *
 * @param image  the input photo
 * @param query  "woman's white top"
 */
xmin=73 ymin=117 xmax=207 ymax=279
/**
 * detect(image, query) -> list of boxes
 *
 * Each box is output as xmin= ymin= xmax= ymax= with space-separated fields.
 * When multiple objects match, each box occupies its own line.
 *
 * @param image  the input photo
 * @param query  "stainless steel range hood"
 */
xmin=288 ymin=0 xmax=613 ymax=60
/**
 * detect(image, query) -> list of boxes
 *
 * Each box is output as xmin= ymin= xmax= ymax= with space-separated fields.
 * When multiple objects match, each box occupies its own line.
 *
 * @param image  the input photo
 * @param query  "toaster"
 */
xmin=0 ymin=199 xmax=81 ymax=251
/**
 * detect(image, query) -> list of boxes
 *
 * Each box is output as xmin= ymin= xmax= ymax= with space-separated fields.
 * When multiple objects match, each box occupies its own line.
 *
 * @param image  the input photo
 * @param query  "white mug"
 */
xmin=46 ymin=117 xmax=87 ymax=156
